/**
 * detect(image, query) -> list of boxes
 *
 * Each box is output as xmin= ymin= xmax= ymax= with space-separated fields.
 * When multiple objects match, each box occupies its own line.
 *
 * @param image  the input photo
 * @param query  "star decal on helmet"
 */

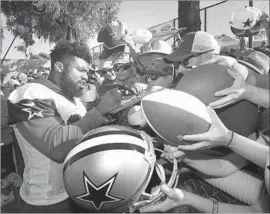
xmin=242 ymin=18 xmax=253 ymax=28
xmin=109 ymin=30 xmax=117 ymax=40
xmin=75 ymin=172 xmax=123 ymax=211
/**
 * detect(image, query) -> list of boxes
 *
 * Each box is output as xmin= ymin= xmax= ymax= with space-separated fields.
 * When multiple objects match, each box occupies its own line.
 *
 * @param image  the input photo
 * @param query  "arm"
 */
xmin=184 ymin=151 xmax=247 ymax=177
xmin=184 ymin=187 xmax=269 ymax=213
xmin=140 ymin=184 xmax=269 ymax=213
xmin=229 ymin=132 xmax=269 ymax=168
xmin=122 ymin=34 xmax=139 ymax=63
xmin=245 ymin=84 xmax=269 ymax=108
xmin=180 ymin=107 xmax=269 ymax=169
xmin=16 ymin=108 xmax=106 ymax=163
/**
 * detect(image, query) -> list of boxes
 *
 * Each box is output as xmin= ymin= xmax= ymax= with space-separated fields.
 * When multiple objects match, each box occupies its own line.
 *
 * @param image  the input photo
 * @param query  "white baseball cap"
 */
xmin=165 ymin=31 xmax=220 ymax=62
xmin=132 ymin=29 xmax=153 ymax=44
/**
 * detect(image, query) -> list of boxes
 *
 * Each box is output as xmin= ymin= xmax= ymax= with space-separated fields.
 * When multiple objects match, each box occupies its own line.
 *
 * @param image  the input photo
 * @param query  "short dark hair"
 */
xmin=50 ymin=41 xmax=92 ymax=70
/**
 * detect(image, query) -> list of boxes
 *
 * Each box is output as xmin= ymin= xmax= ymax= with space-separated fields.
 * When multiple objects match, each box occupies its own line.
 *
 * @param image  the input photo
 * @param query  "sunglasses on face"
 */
xmin=146 ymin=73 xmax=165 ymax=81
xmin=97 ymin=68 xmax=114 ymax=77
xmin=182 ymin=49 xmax=215 ymax=67
xmin=113 ymin=63 xmax=132 ymax=72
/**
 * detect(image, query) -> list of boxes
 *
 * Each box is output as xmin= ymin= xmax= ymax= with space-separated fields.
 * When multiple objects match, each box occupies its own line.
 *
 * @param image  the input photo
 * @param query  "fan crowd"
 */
xmin=1 ymin=5 xmax=270 ymax=214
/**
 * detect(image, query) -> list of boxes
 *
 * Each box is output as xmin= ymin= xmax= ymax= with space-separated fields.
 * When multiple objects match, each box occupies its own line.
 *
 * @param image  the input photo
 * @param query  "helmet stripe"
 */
xmin=78 ymin=130 xmax=144 ymax=144
xmin=63 ymin=143 xmax=145 ymax=172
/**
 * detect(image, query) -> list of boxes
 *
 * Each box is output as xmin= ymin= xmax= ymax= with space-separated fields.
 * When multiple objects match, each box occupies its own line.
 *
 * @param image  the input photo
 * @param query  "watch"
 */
xmin=209 ymin=198 xmax=218 ymax=213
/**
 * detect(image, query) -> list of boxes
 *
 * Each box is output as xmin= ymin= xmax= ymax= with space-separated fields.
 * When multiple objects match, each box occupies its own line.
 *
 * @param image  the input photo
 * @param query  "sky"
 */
xmin=0 ymin=1 xmax=235 ymax=59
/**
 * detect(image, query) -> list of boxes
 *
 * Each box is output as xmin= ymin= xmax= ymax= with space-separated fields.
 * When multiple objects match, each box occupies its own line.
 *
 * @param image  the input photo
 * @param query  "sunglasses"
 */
xmin=146 ymin=73 xmax=165 ymax=81
xmin=113 ymin=63 xmax=132 ymax=72
xmin=182 ymin=49 xmax=215 ymax=67
xmin=96 ymin=68 xmax=114 ymax=77
xmin=143 ymin=64 xmax=175 ymax=81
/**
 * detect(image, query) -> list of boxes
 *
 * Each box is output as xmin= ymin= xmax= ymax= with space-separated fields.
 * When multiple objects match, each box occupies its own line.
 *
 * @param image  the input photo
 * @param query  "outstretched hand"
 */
xmin=139 ymin=184 xmax=185 ymax=213
xmin=201 ymin=55 xmax=252 ymax=109
xmin=209 ymin=68 xmax=250 ymax=109
xmin=178 ymin=107 xmax=233 ymax=151
xmin=201 ymin=55 xmax=248 ymax=80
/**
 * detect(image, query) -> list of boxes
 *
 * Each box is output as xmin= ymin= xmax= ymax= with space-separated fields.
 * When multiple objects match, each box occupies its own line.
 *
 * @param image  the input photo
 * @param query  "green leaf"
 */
xmin=1 ymin=0 xmax=121 ymax=46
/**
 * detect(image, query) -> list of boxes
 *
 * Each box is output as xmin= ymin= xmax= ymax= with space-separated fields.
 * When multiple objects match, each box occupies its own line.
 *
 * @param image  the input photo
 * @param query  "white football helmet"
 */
xmin=63 ymin=125 xmax=179 ymax=213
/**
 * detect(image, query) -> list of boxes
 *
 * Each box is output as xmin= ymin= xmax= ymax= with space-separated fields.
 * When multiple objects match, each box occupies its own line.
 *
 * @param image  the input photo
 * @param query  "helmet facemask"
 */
xmin=129 ymin=147 xmax=179 ymax=213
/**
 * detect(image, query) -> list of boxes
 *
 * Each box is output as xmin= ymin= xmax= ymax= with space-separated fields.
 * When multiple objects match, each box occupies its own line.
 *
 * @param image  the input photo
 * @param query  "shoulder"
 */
xmin=8 ymin=83 xmax=59 ymax=103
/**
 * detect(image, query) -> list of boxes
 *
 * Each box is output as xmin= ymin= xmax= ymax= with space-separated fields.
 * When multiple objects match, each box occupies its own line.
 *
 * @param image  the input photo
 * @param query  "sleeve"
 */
xmin=16 ymin=107 xmax=107 ymax=163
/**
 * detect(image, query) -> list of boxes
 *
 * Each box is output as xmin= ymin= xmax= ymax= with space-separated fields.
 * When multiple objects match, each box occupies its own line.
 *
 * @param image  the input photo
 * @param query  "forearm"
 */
xmin=229 ymin=132 xmax=269 ymax=168
xmin=49 ymin=108 xmax=106 ymax=161
xmin=21 ymin=108 xmax=106 ymax=163
xmin=246 ymin=84 xmax=269 ymax=108
xmin=183 ymin=191 xmax=257 ymax=213
xmin=184 ymin=152 xmax=247 ymax=177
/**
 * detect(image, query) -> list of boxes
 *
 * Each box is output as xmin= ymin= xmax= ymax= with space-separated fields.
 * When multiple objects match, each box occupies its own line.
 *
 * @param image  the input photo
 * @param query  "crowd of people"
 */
xmin=1 ymin=66 xmax=51 ymax=96
xmin=1 ymin=5 xmax=270 ymax=214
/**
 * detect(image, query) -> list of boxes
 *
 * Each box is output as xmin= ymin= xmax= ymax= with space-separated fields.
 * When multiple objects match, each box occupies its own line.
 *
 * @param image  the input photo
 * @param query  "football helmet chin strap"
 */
xmin=129 ymin=148 xmax=180 ymax=213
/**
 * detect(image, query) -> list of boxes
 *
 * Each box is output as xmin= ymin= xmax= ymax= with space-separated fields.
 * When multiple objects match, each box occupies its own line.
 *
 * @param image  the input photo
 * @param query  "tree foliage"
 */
xmin=1 ymin=0 xmax=121 ymax=47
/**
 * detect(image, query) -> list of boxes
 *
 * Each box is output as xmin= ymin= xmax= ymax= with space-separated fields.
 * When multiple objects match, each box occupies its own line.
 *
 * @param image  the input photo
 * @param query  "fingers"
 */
xmin=200 ymin=57 xmax=220 ymax=65
xmin=139 ymin=202 xmax=166 ymax=213
xmin=205 ymin=106 xmax=228 ymax=130
xmin=214 ymin=86 xmax=234 ymax=96
xmin=163 ymin=145 xmax=185 ymax=160
xmin=164 ymin=145 xmax=178 ymax=153
xmin=201 ymin=56 xmax=236 ymax=68
xmin=177 ymin=141 xmax=210 ymax=151
xmin=160 ymin=184 xmax=177 ymax=198
xmin=209 ymin=94 xmax=235 ymax=109
xmin=209 ymin=99 xmax=234 ymax=109
xmin=216 ymin=61 xmax=233 ymax=67
xmin=140 ymin=185 xmax=184 ymax=212
xmin=182 ymin=132 xmax=209 ymax=142
xmin=226 ymin=67 xmax=242 ymax=80
xmin=163 ymin=150 xmax=185 ymax=160
xmin=232 ymin=63 xmax=248 ymax=80
xmin=206 ymin=106 xmax=221 ymax=125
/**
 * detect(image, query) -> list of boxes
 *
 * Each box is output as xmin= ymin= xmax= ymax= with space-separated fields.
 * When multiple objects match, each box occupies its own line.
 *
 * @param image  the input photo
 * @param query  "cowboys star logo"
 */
xmin=109 ymin=31 xmax=117 ymax=39
xmin=20 ymin=100 xmax=43 ymax=120
xmin=76 ymin=172 xmax=123 ymax=211
xmin=242 ymin=18 xmax=253 ymax=28
xmin=22 ymin=108 xmax=43 ymax=120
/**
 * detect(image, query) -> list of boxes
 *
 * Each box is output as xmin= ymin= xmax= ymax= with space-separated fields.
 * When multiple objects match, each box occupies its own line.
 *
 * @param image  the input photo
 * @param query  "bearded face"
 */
xmin=60 ymin=57 xmax=89 ymax=98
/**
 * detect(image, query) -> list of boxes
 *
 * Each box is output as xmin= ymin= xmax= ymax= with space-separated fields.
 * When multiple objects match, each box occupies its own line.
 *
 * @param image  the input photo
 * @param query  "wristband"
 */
xmin=226 ymin=131 xmax=234 ymax=147
xmin=209 ymin=198 xmax=218 ymax=213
